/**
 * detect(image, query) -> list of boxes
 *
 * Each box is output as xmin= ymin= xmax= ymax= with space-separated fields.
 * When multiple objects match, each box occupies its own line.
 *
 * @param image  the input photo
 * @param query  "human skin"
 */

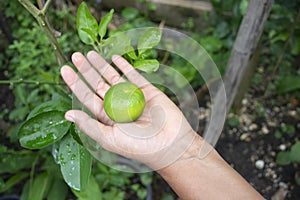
xmin=60 ymin=51 xmax=264 ymax=199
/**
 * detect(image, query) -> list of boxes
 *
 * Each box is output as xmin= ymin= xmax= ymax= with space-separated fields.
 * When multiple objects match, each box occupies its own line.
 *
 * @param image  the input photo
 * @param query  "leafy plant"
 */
xmin=0 ymin=1 xmax=159 ymax=198
xmin=76 ymin=2 xmax=161 ymax=74
xmin=276 ymin=140 xmax=300 ymax=186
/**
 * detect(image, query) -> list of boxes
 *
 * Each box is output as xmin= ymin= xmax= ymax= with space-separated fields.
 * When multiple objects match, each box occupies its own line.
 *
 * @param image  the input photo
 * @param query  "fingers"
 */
xmin=111 ymin=55 xmax=150 ymax=88
xmin=65 ymin=110 xmax=115 ymax=151
xmin=87 ymin=51 xmax=125 ymax=85
xmin=72 ymin=52 xmax=110 ymax=98
xmin=60 ymin=65 xmax=111 ymax=124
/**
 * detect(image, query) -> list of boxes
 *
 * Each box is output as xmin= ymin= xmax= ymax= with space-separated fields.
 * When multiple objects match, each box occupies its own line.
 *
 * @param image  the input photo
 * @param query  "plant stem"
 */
xmin=18 ymin=0 xmax=67 ymax=66
xmin=42 ymin=0 xmax=53 ymax=13
xmin=0 ymin=79 xmax=65 ymax=85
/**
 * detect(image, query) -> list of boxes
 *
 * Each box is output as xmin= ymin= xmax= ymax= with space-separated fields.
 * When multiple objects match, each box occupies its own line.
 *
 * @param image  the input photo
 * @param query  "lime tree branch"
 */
xmin=42 ymin=0 xmax=53 ymax=13
xmin=18 ymin=0 xmax=67 ymax=66
xmin=0 ymin=79 xmax=65 ymax=85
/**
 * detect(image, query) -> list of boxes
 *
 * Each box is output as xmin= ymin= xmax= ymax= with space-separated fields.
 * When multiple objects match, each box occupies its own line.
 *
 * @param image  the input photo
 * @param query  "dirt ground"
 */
xmin=216 ymin=90 xmax=300 ymax=199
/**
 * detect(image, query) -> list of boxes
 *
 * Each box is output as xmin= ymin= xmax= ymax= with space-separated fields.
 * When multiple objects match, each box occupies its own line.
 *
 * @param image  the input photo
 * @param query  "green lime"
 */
xmin=103 ymin=82 xmax=146 ymax=123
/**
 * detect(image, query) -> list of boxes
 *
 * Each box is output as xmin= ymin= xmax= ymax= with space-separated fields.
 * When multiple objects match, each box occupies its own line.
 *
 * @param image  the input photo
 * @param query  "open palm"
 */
xmin=61 ymin=51 xmax=196 ymax=169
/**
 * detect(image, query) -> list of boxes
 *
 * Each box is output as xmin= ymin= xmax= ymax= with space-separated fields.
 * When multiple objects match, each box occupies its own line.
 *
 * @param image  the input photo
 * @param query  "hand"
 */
xmin=60 ymin=51 xmax=198 ymax=170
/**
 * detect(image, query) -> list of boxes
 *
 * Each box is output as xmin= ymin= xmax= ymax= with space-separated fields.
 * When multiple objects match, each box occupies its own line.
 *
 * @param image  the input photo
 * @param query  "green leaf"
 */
xmin=98 ymin=9 xmax=114 ymax=40
xmin=138 ymin=48 xmax=155 ymax=60
xmin=137 ymin=187 xmax=147 ymax=199
xmin=80 ymin=28 xmax=99 ymax=43
xmin=277 ymin=76 xmax=300 ymax=93
xmin=290 ymin=141 xmax=300 ymax=163
xmin=200 ymin=36 xmax=223 ymax=53
xmin=21 ymin=180 xmax=30 ymax=200
xmin=140 ymin=173 xmax=152 ymax=186
xmin=121 ymin=7 xmax=139 ymax=20
xmin=28 ymin=172 xmax=51 ymax=200
xmin=9 ymin=106 xmax=29 ymax=121
xmin=27 ymin=89 xmax=39 ymax=104
xmin=27 ymin=99 xmax=71 ymax=119
xmin=71 ymin=175 xmax=102 ymax=200
xmin=0 ymin=151 xmax=36 ymax=174
xmin=227 ymin=116 xmax=240 ymax=127
xmin=133 ymin=59 xmax=159 ymax=73
xmin=148 ymin=2 xmax=157 ymax=11
xmin=14 ymin=85 xmax=27 ymax=105
xmin=59 ymin=134 xmax=92 ymax=191
xmin=138 ymin=28 xmax=162 ymax=55
xmin=102 ymin=33 xmax=131 ymax=58
xmin=239 ymin=0 xmax=248 ymax=15
xmin=76 ymin=2 xmax=98 ymax=45
xmin=0 ymin=172 xmax=28 ymax=193
xmin=125 ymin=46 xmax=138 ymax=60
xmin=47 ymin=178 xmax=68 ymax=200
xmin=276 ymin=151 xmax=291 ymax=165
xmin=51 ymin=92 xmax=72 ymax=109
xmin=103 ymin=187 xmax=124 ymax=200
xmin=0 ymin=145 xmax=8 ymax=153
xmin=18 ymin=111 xmax=71 ymax=149
xmin=292 ymin=36 xmax=300 ymax=55
xmin=70 ymin=124 xmax=83 ymax=146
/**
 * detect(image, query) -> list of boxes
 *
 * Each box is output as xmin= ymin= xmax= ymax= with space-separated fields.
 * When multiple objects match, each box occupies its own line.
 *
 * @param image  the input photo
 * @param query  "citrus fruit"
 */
xmin=103 ymin=82 xmax=146 ymax=123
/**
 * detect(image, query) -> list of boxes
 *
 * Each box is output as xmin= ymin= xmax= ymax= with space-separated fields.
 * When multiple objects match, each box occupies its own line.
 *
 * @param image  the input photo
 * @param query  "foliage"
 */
xmin=276 ymin=141 xmax=300 ymax=165
xmin=1 ymin=1 xmax=153 ymax=199
xmin=262 ymin=1 xmax=300 ymax=94
xmin=76 ymin=2 xmax=161 ymax=73
xmin=3 ymin=0 xmax=86 ymax=123
xmin=1 ymin=0 xmax=300 ymax=198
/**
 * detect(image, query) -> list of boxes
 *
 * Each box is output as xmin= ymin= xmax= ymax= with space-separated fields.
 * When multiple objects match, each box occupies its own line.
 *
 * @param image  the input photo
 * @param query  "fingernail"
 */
xmin=65 ymin=112 xmax=75 ymax=123
xmin=72 ymin=52 xmax=83 ymax=63
xmin=61 ymin=66 xmax=75 ymax=83
xmin=87 ymin=50 xmax=98 ymax=59
xmin=112 ymin=55 xmax=120 ymax=60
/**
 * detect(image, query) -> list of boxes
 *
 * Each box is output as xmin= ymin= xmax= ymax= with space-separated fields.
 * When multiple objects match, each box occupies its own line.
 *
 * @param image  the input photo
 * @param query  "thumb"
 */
xmin=65 ymin=110 xmax=113 ymax=151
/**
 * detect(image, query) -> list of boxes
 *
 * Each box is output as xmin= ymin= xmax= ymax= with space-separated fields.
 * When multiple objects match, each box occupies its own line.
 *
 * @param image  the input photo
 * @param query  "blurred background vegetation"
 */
xmin=0 ymin=0 xmax=299 ymax=199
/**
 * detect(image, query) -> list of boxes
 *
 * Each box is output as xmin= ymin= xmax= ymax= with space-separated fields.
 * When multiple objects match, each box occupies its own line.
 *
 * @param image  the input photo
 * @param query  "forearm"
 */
xmin=157 ymin=134 xmax=264 ymax=200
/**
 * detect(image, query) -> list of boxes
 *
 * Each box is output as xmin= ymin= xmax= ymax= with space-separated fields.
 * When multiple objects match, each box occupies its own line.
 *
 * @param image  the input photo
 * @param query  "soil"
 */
xmin=215 ymin=91 xmax=300 ymax=200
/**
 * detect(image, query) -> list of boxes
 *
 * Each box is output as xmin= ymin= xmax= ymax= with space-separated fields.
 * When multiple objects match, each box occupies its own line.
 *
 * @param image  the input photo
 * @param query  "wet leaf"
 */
xmin=59 ymin=134 xmax=92 ymax=191
xmin=27 ymin=99 xmax=71 ymax=119
xmin=18 ymin=111 xmax=71 ymax=149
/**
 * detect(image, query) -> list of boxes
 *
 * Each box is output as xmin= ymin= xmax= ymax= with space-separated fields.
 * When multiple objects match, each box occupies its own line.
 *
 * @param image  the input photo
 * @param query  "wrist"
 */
xmin=157 ymin=133 xmax=209 ymax=176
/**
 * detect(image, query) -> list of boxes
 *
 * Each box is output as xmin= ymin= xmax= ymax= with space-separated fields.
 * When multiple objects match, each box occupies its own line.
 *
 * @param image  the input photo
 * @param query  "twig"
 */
xmin=18 ymin=0 xmax=40 ymax=18
xmin=18 ymin=0 xmax=67 ymax=66
xmin=0 ymin=79 xmax=65 ymax=85
xmin=42 ymin=0 xmax=53 ymax=13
